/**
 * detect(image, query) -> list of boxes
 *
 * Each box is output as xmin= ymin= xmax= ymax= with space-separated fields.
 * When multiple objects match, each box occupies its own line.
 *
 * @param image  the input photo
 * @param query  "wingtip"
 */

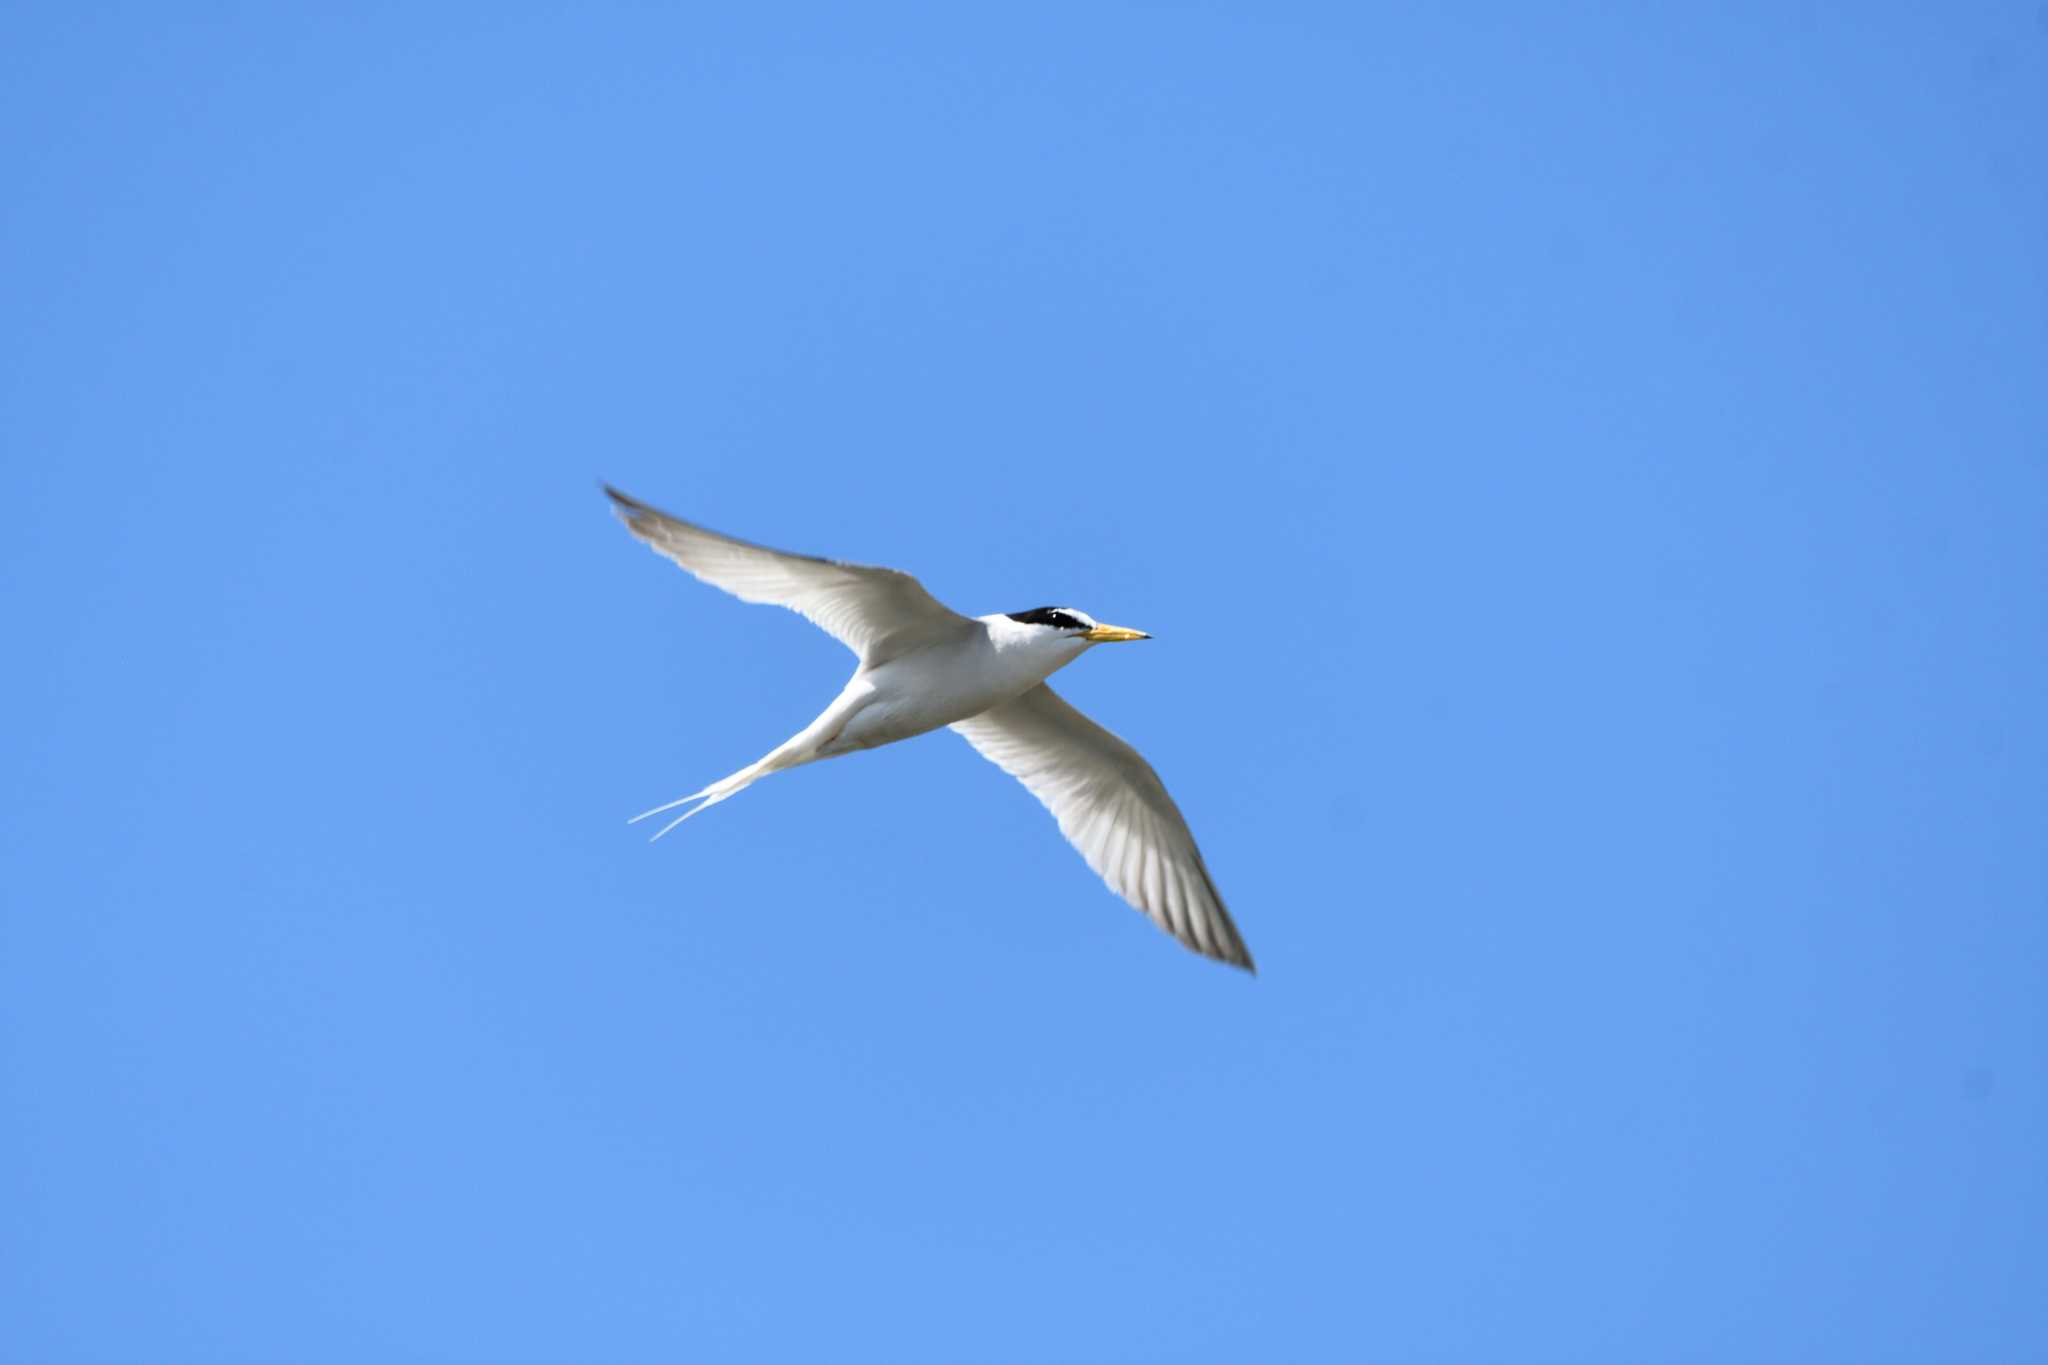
xmin=1189 ymin=936 xmax=1257 ymax=974
xmin=1206 ymin=918 xmax=1257 ymax=974
xmin=603 ymin=484 xmax=662 ymax=535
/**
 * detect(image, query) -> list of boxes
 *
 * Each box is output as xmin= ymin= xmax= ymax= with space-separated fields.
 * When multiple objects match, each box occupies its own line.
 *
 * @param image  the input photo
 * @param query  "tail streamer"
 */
xmin=627 ymin=761 xmax=768 ymax=841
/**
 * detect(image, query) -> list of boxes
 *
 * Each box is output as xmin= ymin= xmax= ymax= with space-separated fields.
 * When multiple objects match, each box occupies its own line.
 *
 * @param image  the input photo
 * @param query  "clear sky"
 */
xmin=3 ymin=4 xmax=2043 ymax=1362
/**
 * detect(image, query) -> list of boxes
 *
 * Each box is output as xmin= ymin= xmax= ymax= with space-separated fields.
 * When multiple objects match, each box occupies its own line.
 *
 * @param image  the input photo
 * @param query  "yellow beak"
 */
xmin=1084 ymin=623 xmax=1151 ymax=643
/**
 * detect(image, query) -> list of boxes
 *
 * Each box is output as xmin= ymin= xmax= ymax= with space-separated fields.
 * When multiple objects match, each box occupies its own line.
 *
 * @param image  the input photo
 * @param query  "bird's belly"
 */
xmin=834 ymin=643 xmax=1041 ymax=751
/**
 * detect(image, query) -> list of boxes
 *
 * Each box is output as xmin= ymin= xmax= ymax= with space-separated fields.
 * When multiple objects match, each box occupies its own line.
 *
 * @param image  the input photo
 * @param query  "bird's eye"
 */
xmin=1006 ymin=606 xmax=1088 ymax=630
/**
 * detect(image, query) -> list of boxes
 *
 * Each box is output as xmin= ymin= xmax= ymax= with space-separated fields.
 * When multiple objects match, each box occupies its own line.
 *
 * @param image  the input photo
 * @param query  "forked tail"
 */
xmin=627 ymin=759 xmax=773 ymax=841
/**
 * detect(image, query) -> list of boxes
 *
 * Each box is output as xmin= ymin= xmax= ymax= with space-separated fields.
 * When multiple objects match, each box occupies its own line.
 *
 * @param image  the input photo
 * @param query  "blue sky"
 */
xmin=3 ymin=4 xmax=2044 ymax=1361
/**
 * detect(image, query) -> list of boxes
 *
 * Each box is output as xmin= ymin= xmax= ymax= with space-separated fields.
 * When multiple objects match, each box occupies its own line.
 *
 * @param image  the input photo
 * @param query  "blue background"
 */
xmin=4 ymin=5 xmax=2044 ymax=1361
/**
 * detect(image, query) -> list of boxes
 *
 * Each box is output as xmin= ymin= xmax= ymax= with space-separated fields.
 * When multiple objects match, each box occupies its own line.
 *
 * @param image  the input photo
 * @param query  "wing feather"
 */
xmin=951 ymin=684 xmax=1255 ymax=971
xmin=605 ymin=486 xmax=970 ymax=666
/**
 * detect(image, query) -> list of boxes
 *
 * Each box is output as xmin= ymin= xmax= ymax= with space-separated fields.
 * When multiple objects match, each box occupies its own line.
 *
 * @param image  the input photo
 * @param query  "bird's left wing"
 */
xmin=952 ymin=684 xmax=1255 ymax=971
xmin=606 ymin=486 xmax=971 ymax=666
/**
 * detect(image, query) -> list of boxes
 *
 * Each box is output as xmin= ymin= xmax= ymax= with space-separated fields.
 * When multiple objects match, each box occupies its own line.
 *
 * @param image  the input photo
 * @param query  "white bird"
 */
xmin=605 ymin=486 xmax=1255 ymax=972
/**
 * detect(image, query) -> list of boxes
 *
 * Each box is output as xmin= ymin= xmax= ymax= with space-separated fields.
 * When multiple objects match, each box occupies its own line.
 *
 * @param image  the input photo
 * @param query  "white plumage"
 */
xmin=606 ymin=486 xmax=1254 ymax=972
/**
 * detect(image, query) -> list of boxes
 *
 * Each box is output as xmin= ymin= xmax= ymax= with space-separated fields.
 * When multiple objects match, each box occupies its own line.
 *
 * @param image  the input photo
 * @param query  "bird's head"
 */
xmin=1004 ymin=606 xmax=1151 ymax=645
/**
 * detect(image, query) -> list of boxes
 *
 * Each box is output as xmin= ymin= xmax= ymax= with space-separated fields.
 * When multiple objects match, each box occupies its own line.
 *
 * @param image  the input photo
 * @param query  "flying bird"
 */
xmin=605 ymin=486 xmax=1254 ymax=972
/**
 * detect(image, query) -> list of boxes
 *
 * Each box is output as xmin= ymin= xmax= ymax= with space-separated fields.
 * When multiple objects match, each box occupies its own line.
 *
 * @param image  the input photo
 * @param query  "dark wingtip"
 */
xmin=603 ymin=485 xmax=659 ymax=532
xmin=1194 ymin=935 xmax=1257 ymax=974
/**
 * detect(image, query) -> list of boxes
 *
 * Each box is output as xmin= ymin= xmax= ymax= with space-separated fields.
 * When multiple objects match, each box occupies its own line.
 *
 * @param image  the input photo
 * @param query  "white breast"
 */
xmin=835 ymin=616 xmax=1087 ymax=751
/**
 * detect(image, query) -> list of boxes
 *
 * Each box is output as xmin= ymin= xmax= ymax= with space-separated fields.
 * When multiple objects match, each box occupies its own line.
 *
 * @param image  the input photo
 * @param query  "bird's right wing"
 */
xmin=606 ymin=486 xmax=971 ymax=666
xmin=952 ymin=684 xmax=1255 ymax=971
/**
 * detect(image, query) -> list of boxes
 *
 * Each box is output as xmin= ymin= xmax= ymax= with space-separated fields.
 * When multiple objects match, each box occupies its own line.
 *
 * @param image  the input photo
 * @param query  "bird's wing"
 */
xmin=606 ymin=486 xmax=972 ymax=666
xmin=951 ymin=684 xmax=1255 ymax=971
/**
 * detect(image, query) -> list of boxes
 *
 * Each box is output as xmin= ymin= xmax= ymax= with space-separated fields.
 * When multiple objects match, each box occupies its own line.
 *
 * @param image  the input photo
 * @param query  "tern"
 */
xmin=606 ymin=486 xmax=1255 ymax=971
